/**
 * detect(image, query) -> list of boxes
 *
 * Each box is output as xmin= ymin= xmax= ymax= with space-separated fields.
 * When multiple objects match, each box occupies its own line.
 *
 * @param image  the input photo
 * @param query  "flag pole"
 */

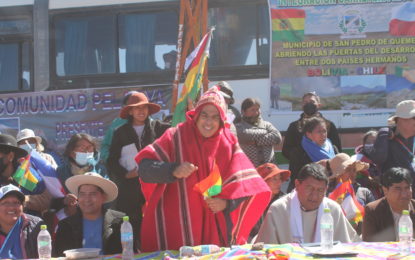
xmin=171 ymin=0 xmax=209 ymax=113
xmin=171 ymin=0 xmax=186 ymax=113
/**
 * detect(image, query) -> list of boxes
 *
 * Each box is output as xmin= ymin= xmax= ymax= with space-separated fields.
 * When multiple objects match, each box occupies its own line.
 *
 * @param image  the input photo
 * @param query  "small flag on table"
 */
xmin=194 ymin=162 xmax=222 ymax=198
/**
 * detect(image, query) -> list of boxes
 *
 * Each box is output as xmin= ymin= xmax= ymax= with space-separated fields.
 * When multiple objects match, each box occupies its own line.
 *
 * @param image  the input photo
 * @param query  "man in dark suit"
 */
xmin=362 ymin=167 xmax=415 ymax=242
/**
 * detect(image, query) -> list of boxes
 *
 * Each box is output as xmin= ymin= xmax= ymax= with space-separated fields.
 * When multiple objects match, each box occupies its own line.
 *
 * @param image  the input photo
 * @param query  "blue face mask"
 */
xmin=19 ymin=143 xmax=36 ymax=153
xmin=75 ymin=152 xmax=94 ymax=166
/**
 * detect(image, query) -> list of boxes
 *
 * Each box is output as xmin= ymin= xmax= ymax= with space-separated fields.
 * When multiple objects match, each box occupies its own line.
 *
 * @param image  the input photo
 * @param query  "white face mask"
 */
xmin=364 ymin=144 xmax=374 ymax=153
xmin=75 ymin=152 xmax=94 ymax=166
xmin=19 ymin=143 xmax=36 ymax=153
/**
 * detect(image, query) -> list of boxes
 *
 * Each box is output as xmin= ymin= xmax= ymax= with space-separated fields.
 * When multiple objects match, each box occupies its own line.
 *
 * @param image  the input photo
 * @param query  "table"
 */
xmin=103 ymin=242 xmax=415 ymax=259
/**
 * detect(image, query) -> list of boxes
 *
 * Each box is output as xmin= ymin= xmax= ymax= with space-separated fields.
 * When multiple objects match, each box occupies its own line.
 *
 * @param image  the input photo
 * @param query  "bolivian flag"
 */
xmin=13 ymin=154 xmax=39 ymax=192
xmin=172 ymin=29 xmax=213 ymax=126
xmin=194 ymin=161 xmax=222 ymax=198
xmin=271 ymin=8 xmax=305 ymax=42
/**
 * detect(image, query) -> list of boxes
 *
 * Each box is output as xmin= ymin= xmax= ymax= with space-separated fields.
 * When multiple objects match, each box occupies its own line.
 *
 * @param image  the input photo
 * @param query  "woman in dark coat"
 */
xmin=107 ymin=92 xmax=169 ymax=246
xmin=287 ymin=117 xmax=338 ymax=192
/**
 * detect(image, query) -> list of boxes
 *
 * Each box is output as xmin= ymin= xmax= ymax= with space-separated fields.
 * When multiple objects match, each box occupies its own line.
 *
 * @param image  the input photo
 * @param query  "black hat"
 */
xmin=0 ymin=134 xmax=28 ymax=159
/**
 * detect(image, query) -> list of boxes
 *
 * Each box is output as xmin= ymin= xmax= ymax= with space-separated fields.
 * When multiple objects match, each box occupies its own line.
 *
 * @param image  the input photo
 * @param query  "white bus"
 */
xmin=0 ymin=0 xmax=271 ymax=148
xmin=0 ymin=0 xmax=383 ymax=156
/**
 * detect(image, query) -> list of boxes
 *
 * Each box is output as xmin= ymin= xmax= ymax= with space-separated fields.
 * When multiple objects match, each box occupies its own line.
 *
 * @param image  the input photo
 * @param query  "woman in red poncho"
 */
xmin=135 ymin=87 xmax=271 ymax=252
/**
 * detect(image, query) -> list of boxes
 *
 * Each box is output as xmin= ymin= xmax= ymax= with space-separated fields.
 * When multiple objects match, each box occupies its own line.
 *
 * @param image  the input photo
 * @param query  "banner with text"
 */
xmin=268 ymin=0 xmax=415 ymax=114
xmin=0 ymin=86 xmax=172 ymax=152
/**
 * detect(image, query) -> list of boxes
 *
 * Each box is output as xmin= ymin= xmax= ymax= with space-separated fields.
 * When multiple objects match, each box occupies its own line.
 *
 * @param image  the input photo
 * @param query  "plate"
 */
xmin=302 ymin=243 xmax=358 ymax=258
xmin=63 ymin=248 xmax=101 ymax=259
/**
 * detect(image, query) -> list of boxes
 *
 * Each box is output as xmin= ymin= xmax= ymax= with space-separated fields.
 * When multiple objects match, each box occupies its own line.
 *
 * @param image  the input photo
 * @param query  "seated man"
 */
xmin=362 ymin=167 xmax=415 ymax=242
xmin=54 ymin=172 xmax=125 ymax=256
xmin=0 ymin=184 xmax=44 ymax=259
xmin=256 ymin=163 xmax=360 ymax=244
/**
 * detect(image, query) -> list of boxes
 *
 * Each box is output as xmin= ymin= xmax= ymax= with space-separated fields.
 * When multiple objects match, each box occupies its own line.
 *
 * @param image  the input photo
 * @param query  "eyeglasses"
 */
xmin=199 ymin=112 xmax=220 ymax=122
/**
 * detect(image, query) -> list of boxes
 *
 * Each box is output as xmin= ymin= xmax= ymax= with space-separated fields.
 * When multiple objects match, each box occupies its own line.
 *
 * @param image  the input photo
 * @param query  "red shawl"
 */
xmin=135 ymin=111 xmax=271 ymax=252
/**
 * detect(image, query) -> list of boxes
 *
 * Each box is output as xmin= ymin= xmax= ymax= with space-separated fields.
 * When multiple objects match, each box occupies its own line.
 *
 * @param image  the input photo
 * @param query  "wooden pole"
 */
xmin=201 ymin=0 xmax=209 ymax=92
xmin=171 ymin=0 xmax=186 ymax=112
xmin=171 ymin=0 xmax=209 ymax=112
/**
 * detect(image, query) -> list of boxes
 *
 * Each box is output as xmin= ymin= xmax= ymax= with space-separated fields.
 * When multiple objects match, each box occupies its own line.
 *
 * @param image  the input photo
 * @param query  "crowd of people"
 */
xmin=0 ymin=82 xmax=414 ymax=258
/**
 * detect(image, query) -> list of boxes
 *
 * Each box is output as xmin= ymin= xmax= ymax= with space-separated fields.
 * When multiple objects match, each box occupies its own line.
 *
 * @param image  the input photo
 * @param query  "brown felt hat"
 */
xmin=119 ymin=92 xmax=161 ymax=119
xmin=257 ymin=163 xmax=291 ymax=182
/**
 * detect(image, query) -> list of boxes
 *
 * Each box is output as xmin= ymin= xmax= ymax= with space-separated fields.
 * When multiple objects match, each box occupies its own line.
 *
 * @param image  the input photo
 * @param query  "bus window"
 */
xmin=208 ymin=2 xmax=269 ymax=67
xmin=118 ymin=11 xmax=178 ymax=73
xmin=22 ymin=41 xmax=31 ymax=90
xmin=55 ymin=15 xmax=117 ymax=76
xmin=0 ymin=16 xmax=32 ymax=92
xmin=0 ymin=43 xmax=19 ymax=92
xmin=0 ymin=19 xmax=31 ymax=35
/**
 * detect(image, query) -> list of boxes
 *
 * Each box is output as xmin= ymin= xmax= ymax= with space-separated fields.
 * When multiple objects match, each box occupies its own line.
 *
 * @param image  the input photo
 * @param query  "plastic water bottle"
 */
xmin=37 ymin=225 xmax=51 ymax=260
xmin=399 ymin=210 xmax=413 ymax=255
xmin=320 ymin=208 xmax=334 ymax=251
xmin=121 ymin=216 xmax=134 ymax=260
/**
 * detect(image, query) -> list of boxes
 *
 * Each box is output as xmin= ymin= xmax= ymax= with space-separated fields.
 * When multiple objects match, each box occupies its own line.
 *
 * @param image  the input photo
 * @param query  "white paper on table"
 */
xmin=302 ymin=243 xmax=358 ymax=257
xmin=119 ymin=143 xmax=138 ymax=171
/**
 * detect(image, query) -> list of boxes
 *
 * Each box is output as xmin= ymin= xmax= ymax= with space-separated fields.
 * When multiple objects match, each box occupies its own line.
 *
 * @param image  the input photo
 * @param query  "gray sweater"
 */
xmin=235 ymin=118 xmax=282 ymax=167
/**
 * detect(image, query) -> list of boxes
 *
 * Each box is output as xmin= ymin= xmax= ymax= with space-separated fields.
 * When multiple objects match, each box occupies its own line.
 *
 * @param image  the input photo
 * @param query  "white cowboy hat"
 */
xmin=16 ymin=129 xmax=42 ymax=144
xmin=388 ymin=100 xmax=415 ymax=125
xmin=65 ymin=172 xmax=118 ymax=203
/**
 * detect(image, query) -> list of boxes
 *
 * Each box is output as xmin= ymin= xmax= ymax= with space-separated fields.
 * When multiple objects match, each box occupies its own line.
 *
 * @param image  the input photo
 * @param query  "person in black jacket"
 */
xmin=107 ymin=92 xmax=170 ymax=247
xmin=370 ymin=100 xmax=415 ymax=193
xmin=282 ymin=92 xmax=341 ymax=165
xmin=54 ymin=172 xmax=125 ymax=257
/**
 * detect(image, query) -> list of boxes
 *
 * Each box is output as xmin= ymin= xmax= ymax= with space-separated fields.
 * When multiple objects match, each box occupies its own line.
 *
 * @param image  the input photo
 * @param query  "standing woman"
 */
xmin=136 ymin=87 xmax=271 ymax=252
xmin=107 ymin=92 xmax=170 ymax=247
xmin=235 ymin=98 xmax=282 ymax=167
xmin=287 ymin=116 xmax=338 ymax=191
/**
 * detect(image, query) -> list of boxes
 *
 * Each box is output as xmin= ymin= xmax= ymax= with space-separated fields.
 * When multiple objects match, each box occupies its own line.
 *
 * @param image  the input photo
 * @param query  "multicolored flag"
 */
xmin=30 ymin=150 xmax=66 ymax=198
xmin=329 ymin=180 xmax=364 ymax=225
xmin=389 ymin=2 xmax=415 ymax=36
xmin=271 ymin=9 xmax=305 ymax=42
xmin=13 ymin=154 xmax=41 ymax=192
xmin=193 ymin=161 xmax=222 ymax=198
xmin=172 ymin=29 xmax=213 ymax=126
